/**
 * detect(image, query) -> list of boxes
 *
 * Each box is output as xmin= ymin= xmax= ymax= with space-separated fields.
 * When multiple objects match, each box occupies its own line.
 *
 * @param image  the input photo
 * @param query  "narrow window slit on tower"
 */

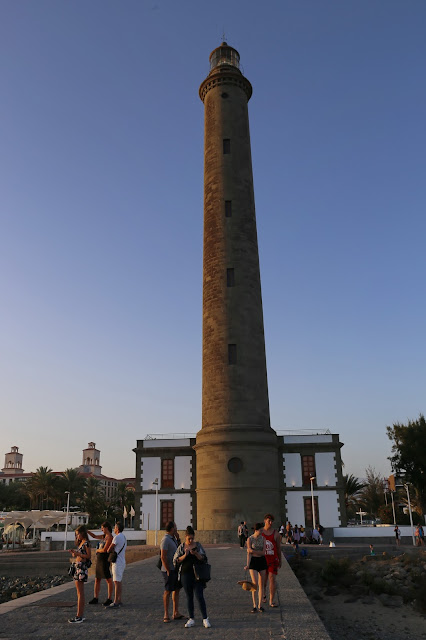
xmin=225 ymin=200 xmax=232 ymax=217
xmin=223 ymin=138 xmax=231 ymax=154
xmin=227 ymin=268 xmax=235 ymax=287
xmin=228 ymin=344 xmax=237 ymax=364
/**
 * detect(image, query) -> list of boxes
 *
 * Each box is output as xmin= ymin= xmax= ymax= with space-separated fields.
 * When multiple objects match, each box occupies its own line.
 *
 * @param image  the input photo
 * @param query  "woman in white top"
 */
xmin=244 ymin=522 xmax=267 ymax=613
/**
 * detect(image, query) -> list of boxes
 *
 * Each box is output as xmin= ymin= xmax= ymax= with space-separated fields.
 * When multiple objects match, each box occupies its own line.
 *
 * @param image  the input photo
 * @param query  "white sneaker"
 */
xmin=185 ymin=618 xmax=195 ymax=628
xmin=203 ymin=618 xmax=211 ymax=628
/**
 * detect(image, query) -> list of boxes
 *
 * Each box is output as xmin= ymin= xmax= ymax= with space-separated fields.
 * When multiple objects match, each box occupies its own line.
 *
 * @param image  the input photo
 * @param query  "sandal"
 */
xmin=163 ymin=617 xmax=171 ymax=623
xmin=262 ymin=595 xmax=267 ymax=603
xmin=270 ymin=602 xmax=278 ymax=608
xmin=173 ymin=614 xmax=184 ymax=620
xmin=251 ymin=607 xmax=257 ymax=613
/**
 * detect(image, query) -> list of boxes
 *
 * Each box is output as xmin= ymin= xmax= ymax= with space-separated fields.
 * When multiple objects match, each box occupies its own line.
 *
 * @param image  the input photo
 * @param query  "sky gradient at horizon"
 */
xmin=1 ymin=1 xmax=425 ymax=482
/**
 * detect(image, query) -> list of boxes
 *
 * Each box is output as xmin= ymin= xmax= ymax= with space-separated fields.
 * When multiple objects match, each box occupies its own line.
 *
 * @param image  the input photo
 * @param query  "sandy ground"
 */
xmin=312 ymin=590 xmax=426 ymax=640
xmin=293 ymin=546 xmax=426 ymax=640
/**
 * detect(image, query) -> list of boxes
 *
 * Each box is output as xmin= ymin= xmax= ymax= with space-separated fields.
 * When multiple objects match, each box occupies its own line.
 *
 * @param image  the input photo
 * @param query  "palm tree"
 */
xmin=359 ymin=467 xmax=385 ymax=520
xmin=57 ymin=468 xmax=86 ymax=506
xmin=27 ymin=467 xmax=58 ymax=509
xmin=343 ymin=473 xmax=366 ymax=518
xmin=82 ymin=477 xmax=106 ymax=525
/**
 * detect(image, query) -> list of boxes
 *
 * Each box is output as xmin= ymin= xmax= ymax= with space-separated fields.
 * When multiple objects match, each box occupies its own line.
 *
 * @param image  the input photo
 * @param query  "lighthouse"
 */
xmin=195 ymin=43 xmax=281 ymax=532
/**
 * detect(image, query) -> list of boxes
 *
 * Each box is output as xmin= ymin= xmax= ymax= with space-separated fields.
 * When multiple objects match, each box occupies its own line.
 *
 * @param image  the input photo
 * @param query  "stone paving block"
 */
xmin=0 ymin=546 xmax=331 ymax=640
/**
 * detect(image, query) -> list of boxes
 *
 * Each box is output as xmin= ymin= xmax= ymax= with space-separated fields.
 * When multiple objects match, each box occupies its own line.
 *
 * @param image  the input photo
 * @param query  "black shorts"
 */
xmin=249 ymin=556 xmax=267 ymax=572
xmin=162 ymin=569 xmax=181 ymax=592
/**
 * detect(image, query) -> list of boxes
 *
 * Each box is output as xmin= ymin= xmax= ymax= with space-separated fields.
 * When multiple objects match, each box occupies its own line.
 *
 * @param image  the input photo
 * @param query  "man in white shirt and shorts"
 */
xmin=108 ymin=522 xmax=127 ymax=608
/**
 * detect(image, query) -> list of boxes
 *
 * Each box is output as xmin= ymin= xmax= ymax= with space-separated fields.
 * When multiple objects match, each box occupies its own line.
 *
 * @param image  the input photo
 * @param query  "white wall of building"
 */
xmin=144 ymin=439 xmax=191 ymax=449
xmin=283 ymin=453 xmax=302 ymax=487
xmin=286 ymin=490 xmax=341 ymax=527
xmin=140 ymin=493 xmax=192 ymax=530
xmin=285 ymin=492 xmax=306 ymax=526
xmin=141 ymin=457 xmax=161 ymax=489
xmin=283 ymin=435 xmax=333 ymax=444
xmin=315 ymin=452 xmax=337 ymax=487
xmin=175 ymin=456 xmax=192 ymax=489
xmin=333 ymin=526 xmax=415 ymax=538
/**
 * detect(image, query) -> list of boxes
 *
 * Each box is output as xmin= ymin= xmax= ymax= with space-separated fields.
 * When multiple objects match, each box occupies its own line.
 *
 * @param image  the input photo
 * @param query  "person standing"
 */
xmin=160 ymin=521 xmax=183 ymax=622
xmin=244 ymin=522 xmax=267 ymax=612
xmin=87 ymin=522 xmax=114 ymax=606
xmin=173 ymin=526 xmax=211 ymax=628
xmin=261 ymin=514 xmax=282 ymax=607
xmin=68 ymin=525 xmax=91 ymax=624
xmin=238 ymin=522 xmax=246 ymax=548
xmin=108 ymin=522 xmax=127 ymax=608
xmin=394 ymin=525 xmax=401 ymax=546
xmin=243 ymin=521 xmax=249 ymax=545
xmin=293 ymin=525 xmax=300 ymax=545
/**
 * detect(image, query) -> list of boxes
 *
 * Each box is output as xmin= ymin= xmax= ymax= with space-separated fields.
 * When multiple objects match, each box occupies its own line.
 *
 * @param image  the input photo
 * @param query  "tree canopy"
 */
xmin=387 ymin=414 xmax=426 ymax=514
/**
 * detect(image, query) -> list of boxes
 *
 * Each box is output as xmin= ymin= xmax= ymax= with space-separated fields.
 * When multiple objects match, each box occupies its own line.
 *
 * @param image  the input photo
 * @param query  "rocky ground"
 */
xmin=0 ymin=575 xmax=72 ymax=603
xmin=290 ymin=549 xmax=426 ymax=640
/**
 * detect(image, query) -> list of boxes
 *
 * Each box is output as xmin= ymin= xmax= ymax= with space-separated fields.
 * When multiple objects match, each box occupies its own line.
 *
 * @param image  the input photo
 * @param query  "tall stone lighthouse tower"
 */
xmin=195 ymin=43 xmax=281 ymax=532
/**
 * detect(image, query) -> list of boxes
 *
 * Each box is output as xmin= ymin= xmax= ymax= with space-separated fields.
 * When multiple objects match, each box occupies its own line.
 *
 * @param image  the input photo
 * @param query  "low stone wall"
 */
xmin=278 ymin=550 xmax=331 ymax=639
xmin=146 ymin=529 xmax=238 ymax=545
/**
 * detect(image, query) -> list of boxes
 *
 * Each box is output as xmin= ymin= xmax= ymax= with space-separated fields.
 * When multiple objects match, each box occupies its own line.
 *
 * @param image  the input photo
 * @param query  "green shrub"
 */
xmin=321 ymin=557 xmax=352 ymax=585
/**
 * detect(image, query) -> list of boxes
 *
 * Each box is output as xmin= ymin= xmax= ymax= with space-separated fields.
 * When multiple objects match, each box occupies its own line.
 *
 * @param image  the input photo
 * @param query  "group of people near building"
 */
xmin=68 ymin=521 xmax=127 ymax=624
xmin=277 ymin=521 xmax=325 ymax=546
xmin=67 ymin=513 xmax=287 ymax=627
xmin=161 ymin=514 xmax=283 ymax=626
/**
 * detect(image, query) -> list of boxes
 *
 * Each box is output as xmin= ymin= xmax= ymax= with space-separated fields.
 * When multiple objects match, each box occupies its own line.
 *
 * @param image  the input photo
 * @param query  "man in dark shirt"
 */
xmin=160 ymin=521 xmax=183 ymax=622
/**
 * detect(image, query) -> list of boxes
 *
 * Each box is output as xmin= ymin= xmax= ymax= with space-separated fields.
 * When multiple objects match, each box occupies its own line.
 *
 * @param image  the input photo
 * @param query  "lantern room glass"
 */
xmin=209 ymin=45 xmax=240 ymax=71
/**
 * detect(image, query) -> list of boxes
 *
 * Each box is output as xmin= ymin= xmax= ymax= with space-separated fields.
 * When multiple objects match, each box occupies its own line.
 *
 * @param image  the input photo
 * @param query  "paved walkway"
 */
xmin=0 ymin=545 xmax=330 ymax=640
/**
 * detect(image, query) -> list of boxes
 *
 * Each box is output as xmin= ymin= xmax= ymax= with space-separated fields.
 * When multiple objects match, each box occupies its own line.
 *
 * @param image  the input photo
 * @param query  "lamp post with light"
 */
xmin=152 ymin=478 xmax=159 ymax=546
xmin=64 ymin=491 xmax=70 ymax=551
xmin=310 ymin=476 xmax=316 ymax=530
xmin=404 ymin=483 xmax=415 ymax=546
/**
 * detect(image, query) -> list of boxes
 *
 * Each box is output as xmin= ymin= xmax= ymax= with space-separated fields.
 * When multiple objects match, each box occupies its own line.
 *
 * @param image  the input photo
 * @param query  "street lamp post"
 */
xmin=404 ymin=483 xmax=415 ymax=546
xmin=310 ymin=477 xmax=316 ymax=530
xmin=390 ymin=491 xmax=396 ymax=526
xmin=152 ymin=478 xmax=159 ymax=546
xmin=64 ymin=491 xmax=70 ymax=551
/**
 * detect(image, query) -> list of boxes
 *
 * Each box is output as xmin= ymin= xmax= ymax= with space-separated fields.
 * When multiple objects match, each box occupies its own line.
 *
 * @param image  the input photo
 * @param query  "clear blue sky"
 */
xmin=1 ymin=1 xmax=425 ymax=481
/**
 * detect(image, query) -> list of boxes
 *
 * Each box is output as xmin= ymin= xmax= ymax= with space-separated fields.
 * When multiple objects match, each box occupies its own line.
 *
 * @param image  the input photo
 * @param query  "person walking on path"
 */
xmin=262 ymin=513 xmax=282 ymax=607
xmin=244 ymin=522 xmax=267 ymax=613
xmin=68 ymin=525 xmax=92 ymax=624
xmin=173 ymin=525 xmax=211 ymax=628
xmin=108 ymin=521 xmax=127 ymax=608
xmin=87 ymin=522 xmax=114 ymax=607
xmin=160 ymin=521 xmax=184 ymax=623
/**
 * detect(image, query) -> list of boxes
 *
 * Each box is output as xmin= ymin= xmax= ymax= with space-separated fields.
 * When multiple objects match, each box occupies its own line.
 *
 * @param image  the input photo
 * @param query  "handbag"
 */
xmin=193 ymin=561 xmax=211 ymax=582
xmin=156 ymin=555 xmax=163 ymax=569
xmin=108 ymin=536 xmax=126 ymax=563
xmin=108 ymin=550 xmax=118 ymax=563
xmin=68 ymin=564 xmax=76 ymax=577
